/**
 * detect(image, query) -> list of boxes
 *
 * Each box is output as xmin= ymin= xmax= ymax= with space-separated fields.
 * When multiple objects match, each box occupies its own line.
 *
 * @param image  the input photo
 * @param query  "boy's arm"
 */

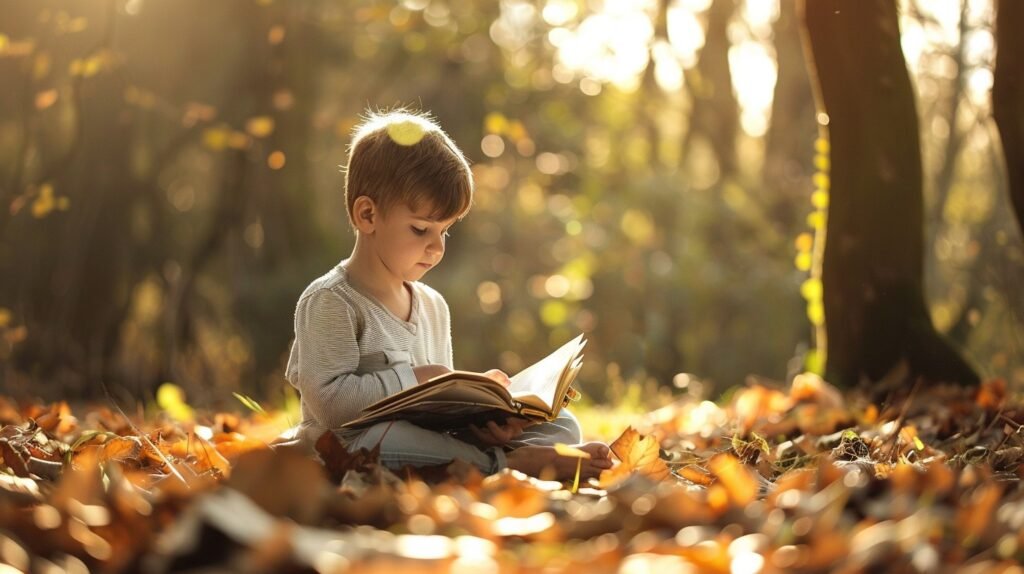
xmin=291 ymin=288 xmax=419 ymax=429
xmin=440 ymin=297 xmax=454 ymax=369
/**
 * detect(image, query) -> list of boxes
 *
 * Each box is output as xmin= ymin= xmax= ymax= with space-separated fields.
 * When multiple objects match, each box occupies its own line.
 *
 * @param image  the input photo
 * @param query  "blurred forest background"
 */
xmin=0 ymin=0 xmax=1021 ymax=409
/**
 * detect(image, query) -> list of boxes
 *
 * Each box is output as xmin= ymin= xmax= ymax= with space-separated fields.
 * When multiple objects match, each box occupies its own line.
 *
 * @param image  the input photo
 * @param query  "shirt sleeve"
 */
xmin=289 ymin=288 xmax=417 ymax=429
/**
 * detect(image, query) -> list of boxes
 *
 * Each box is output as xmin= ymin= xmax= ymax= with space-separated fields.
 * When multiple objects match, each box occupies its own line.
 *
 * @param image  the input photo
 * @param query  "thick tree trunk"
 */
xmin=993 ymin=0 xmax=1024 ymax=237
xmin=800 ymin=0 xmax=979 ymax=387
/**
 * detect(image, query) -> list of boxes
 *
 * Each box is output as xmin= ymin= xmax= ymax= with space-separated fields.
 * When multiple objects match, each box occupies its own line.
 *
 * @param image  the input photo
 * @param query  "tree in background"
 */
xmin=0 ymin=0 xmax=323 ymax=399
xmin=1 ymin=0 xmax=1019 ymax=403
xmin=993 ymin=0 xmax=1024 ymax=237
xmin=801 ymin=0 xmax=979 ymax=387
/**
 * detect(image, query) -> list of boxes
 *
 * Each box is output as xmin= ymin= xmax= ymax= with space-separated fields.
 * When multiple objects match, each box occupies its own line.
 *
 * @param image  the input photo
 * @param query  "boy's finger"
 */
xmin=486 ymin=421 xmax=510 ymax=442
xmin=469 ymin=424 xmax=490 ymax=441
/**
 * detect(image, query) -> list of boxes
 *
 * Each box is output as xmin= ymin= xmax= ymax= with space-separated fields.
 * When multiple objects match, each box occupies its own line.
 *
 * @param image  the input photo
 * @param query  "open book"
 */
xmin=342 ymin=334 xmax=586 ymax=431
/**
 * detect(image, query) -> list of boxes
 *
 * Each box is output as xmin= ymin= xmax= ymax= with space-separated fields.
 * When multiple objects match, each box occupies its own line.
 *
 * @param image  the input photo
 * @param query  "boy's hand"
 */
xmin=413 ymin=364 xmax=451 ymax=384
xmin=467 ymin=417 xmax=531 ymax=446
xmin=482 ymin=368 xmax=512 ymax=387
xmin=506 ymin=442 xmax=613 ymax=481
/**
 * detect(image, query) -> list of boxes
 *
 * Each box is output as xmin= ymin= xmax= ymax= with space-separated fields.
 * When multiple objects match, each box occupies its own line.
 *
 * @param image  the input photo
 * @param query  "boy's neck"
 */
xmin=345 ymin=238 xmax=409 ymax=302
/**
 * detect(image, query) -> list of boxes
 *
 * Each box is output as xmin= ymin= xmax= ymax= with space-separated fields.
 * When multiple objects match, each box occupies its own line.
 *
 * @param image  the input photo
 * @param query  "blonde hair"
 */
xmin=344 ymin=109 xmax=473 ymax=226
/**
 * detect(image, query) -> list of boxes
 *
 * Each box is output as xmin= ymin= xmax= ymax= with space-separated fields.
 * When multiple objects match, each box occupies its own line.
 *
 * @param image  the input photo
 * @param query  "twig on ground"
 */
xmin=886 ymin=378 xmax=923 ymax=462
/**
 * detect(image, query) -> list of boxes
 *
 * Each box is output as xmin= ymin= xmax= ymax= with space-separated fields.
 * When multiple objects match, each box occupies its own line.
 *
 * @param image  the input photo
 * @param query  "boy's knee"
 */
xmin=559 ymin=409 xmax=583 ymax=443
xmin=351 ymin=420 xmax=505 ymax=474
xmin=350 ymin=420 xmax=419 ymax=450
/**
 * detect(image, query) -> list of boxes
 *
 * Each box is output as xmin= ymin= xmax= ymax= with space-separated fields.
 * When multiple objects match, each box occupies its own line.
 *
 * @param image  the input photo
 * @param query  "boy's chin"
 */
xmin=406 ymin=266 xmax=433 ymax=280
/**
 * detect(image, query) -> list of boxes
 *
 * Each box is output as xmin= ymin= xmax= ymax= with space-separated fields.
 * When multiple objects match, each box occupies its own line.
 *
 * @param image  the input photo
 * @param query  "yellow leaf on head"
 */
xmin=387 ymin=120 xmax=426 ymax=146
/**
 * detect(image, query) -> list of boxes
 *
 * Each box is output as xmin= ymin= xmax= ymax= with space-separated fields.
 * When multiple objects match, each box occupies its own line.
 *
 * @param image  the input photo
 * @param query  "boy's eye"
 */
xmin=411 ymin=226 xmax=427 ymax=235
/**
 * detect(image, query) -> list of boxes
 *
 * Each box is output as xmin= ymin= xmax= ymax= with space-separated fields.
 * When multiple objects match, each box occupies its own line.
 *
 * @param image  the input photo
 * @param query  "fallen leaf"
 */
xmin=598 ymin=426 xmax=670 ymax=488
xmin=975 ymin=378 xmax=1006 ymax=411
xmin=315 ymin=431 xmax=379 ymax=483
xmin=100 ymin=436 xmax=142 ymax=464
xmin=707 ymin=453 xmax=758 ymax=506
xmin=733 ymin=385 xmax=792 ymax=432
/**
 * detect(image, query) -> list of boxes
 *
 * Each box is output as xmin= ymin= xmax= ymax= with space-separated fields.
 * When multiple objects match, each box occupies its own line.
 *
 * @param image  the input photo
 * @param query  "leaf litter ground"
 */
xmin=1 ymin=374 xmax=1023 ymax=573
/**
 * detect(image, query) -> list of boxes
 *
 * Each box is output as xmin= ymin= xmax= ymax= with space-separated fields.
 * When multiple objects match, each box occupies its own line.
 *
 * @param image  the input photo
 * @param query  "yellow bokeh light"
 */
xmin=794 ymin=232 xmax=814 ymax=253
xmin=267 ymin=151 xmax=286 ymax=170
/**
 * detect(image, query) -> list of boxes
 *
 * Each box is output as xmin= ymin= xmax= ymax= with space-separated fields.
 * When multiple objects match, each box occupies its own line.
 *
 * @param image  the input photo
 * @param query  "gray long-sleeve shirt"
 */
xmin=285 ymin=261 xmax=453 ymax=445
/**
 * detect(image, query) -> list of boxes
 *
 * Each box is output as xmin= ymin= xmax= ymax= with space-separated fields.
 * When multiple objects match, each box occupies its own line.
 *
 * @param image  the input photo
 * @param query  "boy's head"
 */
xmin=344 ymin=109 xmax=473 ymax=228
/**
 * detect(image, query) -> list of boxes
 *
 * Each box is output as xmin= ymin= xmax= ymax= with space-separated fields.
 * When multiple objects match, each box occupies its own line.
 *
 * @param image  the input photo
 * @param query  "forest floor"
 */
xmin=1 ymin=374 xmax=1023 ymax=573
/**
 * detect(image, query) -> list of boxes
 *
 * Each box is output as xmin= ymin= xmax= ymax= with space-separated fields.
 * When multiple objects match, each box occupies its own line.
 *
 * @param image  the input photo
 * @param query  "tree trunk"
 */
xmin=800 ymin=0 xmax=979 ymax=387
xmin=763 ymin=0 xmax=817 ymax=232
xmin=682 ymin=0 xmax=739 ymax=180
xmin=993 ymin=0 xmax=1024 ymax=237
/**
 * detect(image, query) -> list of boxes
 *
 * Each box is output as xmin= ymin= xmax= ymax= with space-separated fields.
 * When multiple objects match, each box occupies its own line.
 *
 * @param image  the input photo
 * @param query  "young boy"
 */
xmin=284 ymin=109 xmax=611 ymax=480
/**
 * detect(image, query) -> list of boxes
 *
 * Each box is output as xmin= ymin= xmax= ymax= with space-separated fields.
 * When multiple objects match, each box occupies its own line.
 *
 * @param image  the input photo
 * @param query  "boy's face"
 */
xmin=368 ymin=201 xmax=459 ymax=282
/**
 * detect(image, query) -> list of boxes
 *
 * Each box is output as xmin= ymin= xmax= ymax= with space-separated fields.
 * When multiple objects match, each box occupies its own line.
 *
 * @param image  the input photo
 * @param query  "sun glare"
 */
xmin=495 ymin=0 xmax=995 ymax=137
xmin=553 ymin=0 xmax=656 ymax=91
xmin=667 ymin=3 xmax=706 ymax=69
xmin=730 ymin=41 xmax=777 ymax=137
xmin=900 ymin=0 xmax=995 ymax=109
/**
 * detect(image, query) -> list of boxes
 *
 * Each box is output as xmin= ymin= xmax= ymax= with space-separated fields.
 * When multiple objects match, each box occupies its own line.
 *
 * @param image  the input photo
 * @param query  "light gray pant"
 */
xmin=344 ymin=410 xmax=583 ymax=474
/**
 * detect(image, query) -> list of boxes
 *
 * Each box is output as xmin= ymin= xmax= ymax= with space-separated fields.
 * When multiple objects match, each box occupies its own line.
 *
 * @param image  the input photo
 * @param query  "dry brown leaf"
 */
xmin=678 ymin=464 xmax=714 ymax=486
xmin=790 ymin=372 xmax=844 ymax=409
xmin=315 ymin=430 xmax=382 ymax=483
xmin=595 ymin=460 xmax=634 ymax=490
xmin=733 ymin=385 xmax=792 ymax=432
xmin=975 ymin=378 xmax=1007 ymax=411
xmin=165 ymin=433 xmax=231 ymax=478
xmin=598 ymin=426 xmax=670 ymax=488
xmin=212 ymin=432 xmax=268 ymax=461
xmin=707 ymin=453 xmax=758 ymax=506
xmin=33 ymin=401 xmax=77 ymax=435
xmin=100 ymin=436 xmax=142 ymax=464
xmin=795 ymin=404 xmax=852 ymax=436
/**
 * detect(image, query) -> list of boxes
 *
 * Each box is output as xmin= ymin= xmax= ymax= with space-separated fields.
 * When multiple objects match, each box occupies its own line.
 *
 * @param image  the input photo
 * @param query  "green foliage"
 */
xmin=233 ymin=392 xmax=267 ymax=415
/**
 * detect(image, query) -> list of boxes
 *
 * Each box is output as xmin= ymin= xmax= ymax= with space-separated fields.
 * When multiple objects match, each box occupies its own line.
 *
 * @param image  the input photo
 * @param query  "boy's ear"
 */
xmin=352 ymin=196 xmax=378 ymax=234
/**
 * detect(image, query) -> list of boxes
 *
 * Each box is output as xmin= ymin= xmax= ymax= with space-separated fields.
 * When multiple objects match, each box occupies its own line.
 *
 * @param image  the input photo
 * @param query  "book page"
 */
xmin=342 ymin=335 xmax=586 ymax=430
xmin=508 ymin=334 xmax=585 ymax=411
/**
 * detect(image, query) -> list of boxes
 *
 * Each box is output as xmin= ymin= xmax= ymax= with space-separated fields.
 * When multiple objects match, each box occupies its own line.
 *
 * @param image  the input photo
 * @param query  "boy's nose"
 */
xmin=427 ymin=234 xmax=445 ymax=254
